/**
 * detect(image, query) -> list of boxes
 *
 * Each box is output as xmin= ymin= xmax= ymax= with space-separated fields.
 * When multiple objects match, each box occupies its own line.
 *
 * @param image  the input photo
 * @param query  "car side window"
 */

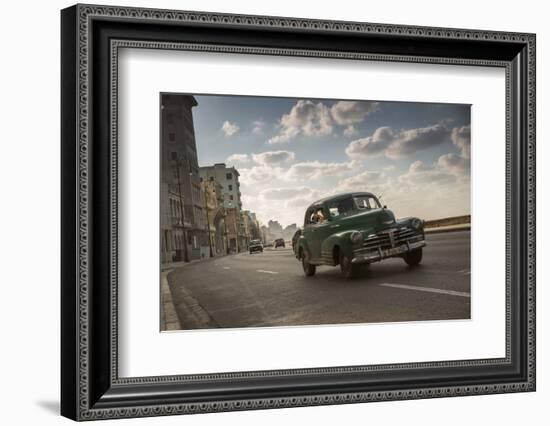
xmin=309 ymin=206 xmax=328 ymax=225
xmin=305 ymin=208 xmax=315 ymax=226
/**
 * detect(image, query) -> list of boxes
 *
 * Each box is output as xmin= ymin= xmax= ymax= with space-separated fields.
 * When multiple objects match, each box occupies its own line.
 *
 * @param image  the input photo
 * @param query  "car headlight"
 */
xmin=411 ymin=218 xmax=422 ymax=230
xmin=350 ymin=231 xmax=363 ymax=245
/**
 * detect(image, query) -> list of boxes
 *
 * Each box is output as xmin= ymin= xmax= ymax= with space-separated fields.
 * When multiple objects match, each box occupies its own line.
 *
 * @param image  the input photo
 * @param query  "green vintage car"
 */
xmin=295 ymin=192 xmax=426 ymax=279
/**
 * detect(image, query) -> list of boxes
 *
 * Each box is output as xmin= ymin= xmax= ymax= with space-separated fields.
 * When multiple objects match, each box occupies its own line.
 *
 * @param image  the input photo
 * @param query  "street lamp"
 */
xmin=173 ymin=156 xmax=189 ymax=263
xmin=203 ymin=184 xmax=214 ymax=258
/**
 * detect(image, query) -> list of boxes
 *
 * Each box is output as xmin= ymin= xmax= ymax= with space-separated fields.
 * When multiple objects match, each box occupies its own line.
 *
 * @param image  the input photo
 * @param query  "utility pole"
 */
xmin=174 ymin=156 xmax=189 ymax=263
xmin=203 ymin=183 xmax=214 ymax=258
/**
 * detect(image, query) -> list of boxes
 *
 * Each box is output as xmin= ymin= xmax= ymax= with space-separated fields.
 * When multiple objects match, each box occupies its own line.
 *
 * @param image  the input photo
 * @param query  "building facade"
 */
xmin=200 ymin=178 xmax=227 ymax=255
xmin=199 ymin=163 xmax=247 ymax=251
xmin=199 ymin=164 xmax=243 ymax=210
xmin=160 ymin=94 xmax=209 ymax=263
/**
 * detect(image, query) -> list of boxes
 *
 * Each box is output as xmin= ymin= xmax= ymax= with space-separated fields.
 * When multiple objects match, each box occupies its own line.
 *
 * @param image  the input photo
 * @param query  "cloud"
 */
xmin=333 ymin=170 xmax=391 ymax=195
xmin=221 ymin=120 xmax=240 ymax=137
xmin=260 ymin=187 xmax=324 ymax=218
xmin=451 ymin=125 xmax=471 ymax=159
xmin=241 ymin=187 xmax=326 ymax=229
xmin=346 ymin=124 xmax=450 ymax=159
xmin=286 ymin=193 xmax=320 ymax=208
xmin=338 ymin=170 xmax=387 ymax=187
xmin=226 ymin=153 xmax=251 ymax=166
xmin=386 ymin=124 xmax=450 ymax=158
xmin=238 ymin=165 xmax=284 ymax=185
xmin=343 ymin=125 xmax=359 ymax=138
xmin=433 ymin=125 xmax=471 ymax=176
xmin=330 ymin=101 xmax=379 ymax=125
xmin=229 ymin=151 xmax=295 ymax=185
xmin=437 ymin=153 xmax=469 ymax=176
xmin=267 ymin=100 xmax=333 ymax=144
xmin=399 ymin=160 xmax=456 ymax=185
xmin=252 ymin=150 xmax=295 ymax=165
xmin=345 ymin=126 xmax=396 ymax=158
xmin=252 ymin=120 xmax=266 ymax=135
xmin=285 ymin=160 xmax=357 ymax=180
xmin=260 ymin=187 xmax=311 ymax=200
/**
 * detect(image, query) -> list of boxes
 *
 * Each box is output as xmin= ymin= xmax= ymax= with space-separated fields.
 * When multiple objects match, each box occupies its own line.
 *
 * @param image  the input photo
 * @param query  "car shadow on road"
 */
xmin=303 ymin=263 xmax=425 ymax=284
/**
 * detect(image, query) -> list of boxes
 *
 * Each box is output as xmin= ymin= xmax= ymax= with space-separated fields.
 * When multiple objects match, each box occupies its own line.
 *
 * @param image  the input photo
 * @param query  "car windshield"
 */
xmin=250 ymin=240 xmax=261 ymax=245
xmin=327 ymin=195 xmax=381 ymax=218
xmin=354 ymin=195 xmax=381 ymax=210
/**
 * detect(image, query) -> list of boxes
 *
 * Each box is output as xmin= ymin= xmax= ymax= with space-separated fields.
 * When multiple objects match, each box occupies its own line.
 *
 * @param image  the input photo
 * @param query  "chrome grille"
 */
xmin=361 ymin=227 xmax=422 ymax=251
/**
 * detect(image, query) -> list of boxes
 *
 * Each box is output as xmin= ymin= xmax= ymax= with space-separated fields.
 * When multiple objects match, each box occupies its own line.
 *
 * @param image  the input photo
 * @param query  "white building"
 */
xmin=199 ymin=163 xmax=243 ymax=211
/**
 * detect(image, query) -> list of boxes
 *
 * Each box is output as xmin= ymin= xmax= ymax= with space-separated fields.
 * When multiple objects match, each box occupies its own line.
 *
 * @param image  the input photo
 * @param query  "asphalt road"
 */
xmin=167 ymin=230 xmax=471 ymax=330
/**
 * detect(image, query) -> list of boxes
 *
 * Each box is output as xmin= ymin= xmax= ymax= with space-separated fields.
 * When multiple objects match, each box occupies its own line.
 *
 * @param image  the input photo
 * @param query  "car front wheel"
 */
xmin=340 ymin=252 xmax=360 ymax=279
xmin=301 ymin=250 xmax=316 ymax=277
xmin=404 ymin=248 xmax=423 ymax=266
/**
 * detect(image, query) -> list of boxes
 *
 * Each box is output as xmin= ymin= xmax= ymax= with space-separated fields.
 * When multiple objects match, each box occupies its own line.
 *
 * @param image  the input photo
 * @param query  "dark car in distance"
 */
xmin=249 ymin=239 xmax=263 ymax=254
xmin=274 ymin=238 xmax=286 ymax=248
xmin=295 ymin=192 xmax=426 ymax=279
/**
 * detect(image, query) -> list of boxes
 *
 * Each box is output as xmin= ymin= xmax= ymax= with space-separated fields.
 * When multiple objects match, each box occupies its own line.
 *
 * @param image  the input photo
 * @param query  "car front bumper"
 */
xmin=351 ymin=239 xmax=426 ymax=264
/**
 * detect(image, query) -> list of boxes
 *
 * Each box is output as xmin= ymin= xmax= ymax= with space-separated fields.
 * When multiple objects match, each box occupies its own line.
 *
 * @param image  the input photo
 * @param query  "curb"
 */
xmin=161 ymin=253 xmax=231 ymax=271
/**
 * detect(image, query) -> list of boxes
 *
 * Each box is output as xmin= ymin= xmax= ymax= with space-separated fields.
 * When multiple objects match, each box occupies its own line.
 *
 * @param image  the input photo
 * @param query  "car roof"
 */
xmin=309 ymin=192 xmax=376 ymax=207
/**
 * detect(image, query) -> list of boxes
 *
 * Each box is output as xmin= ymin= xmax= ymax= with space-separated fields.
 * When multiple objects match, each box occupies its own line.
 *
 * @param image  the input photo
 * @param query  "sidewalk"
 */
xmin=160 ymin=268 xmax=181 ymax=331
xmin=161 ymin=252 xmax=228 ymax=271
xmin=160 ymin=253 xmax=230 ymax=331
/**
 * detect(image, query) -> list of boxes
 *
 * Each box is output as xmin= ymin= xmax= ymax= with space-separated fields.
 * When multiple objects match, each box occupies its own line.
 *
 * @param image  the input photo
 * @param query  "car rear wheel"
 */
xmin=340 ymin=252 xmax=360 ymax=279
xmin=404 ymin=248 xmax=423 ymax=266
xmin=301 ymin=250 xmax=316 ymax=277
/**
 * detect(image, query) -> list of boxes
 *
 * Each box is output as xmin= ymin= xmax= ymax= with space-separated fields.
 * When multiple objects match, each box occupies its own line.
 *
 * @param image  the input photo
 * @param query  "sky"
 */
xmin=190 ymin=94 xmax=471 ymax=228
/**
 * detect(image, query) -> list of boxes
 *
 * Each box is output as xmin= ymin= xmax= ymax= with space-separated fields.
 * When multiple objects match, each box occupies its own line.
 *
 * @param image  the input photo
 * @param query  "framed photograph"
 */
xmin=61 ymin=4 xmax=536 ymax=421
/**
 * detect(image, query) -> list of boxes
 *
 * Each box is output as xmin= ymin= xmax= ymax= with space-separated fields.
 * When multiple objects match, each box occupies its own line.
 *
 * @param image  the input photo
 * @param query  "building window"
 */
xmin=230 ymin=195 xmax=234 ymax=201
xmin=170 ymin=151 xmax=178 ymax=161
xmin=226 ymin=173 xmax=232 ymax=180
xmin=209 ymin=176 xmax=214 ymax=181
xmin=169 ymin=133 xmax=176 ymax=142
xmin=228 ymin=184 xmax=232 ymax=191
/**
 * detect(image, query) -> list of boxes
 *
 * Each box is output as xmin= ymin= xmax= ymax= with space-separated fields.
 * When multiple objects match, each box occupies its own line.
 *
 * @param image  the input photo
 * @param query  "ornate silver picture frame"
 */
xmin=61 ymin=4 xmax=535 ymax=421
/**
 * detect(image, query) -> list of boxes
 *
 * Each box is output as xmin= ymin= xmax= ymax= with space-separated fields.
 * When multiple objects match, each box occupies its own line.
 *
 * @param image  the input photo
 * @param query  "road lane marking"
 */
xmin=256 ymin=270 xmax=279 ymax=274
xmin=457 ymin=269 xmax=471 ymax=275
xmin=379 ymin=283 xmax=470 ymax=298
xmin=223 ymin=266 xmax=231 ymax=270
